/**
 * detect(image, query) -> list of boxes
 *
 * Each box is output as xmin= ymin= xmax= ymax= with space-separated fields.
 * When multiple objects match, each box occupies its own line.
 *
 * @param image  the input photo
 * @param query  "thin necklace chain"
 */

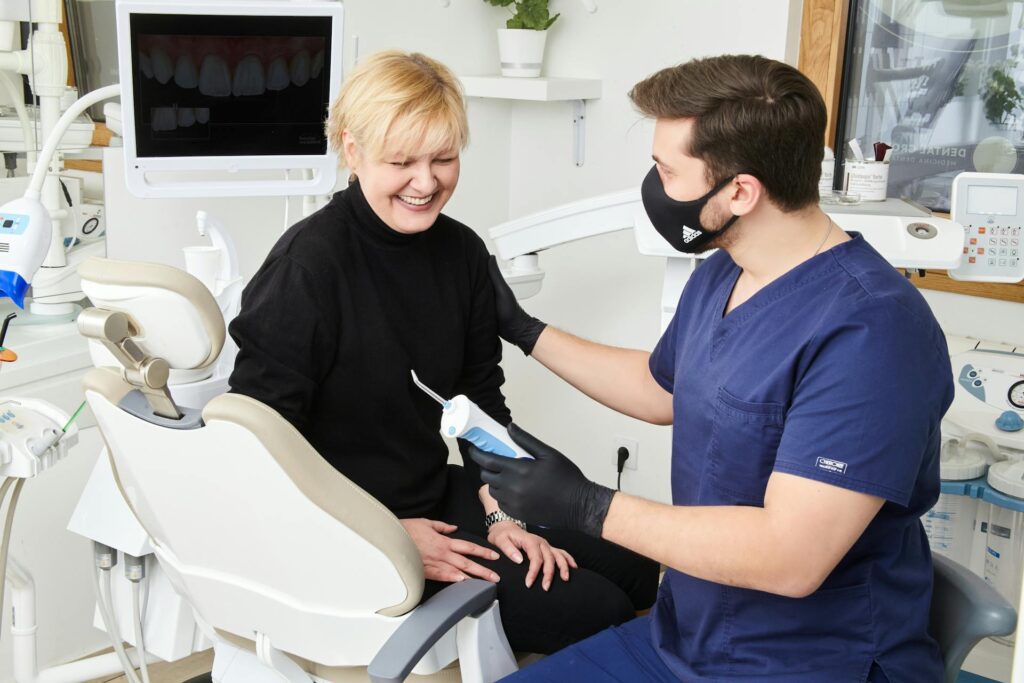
xmin=813 ymin=215 xmax=834 ymax=257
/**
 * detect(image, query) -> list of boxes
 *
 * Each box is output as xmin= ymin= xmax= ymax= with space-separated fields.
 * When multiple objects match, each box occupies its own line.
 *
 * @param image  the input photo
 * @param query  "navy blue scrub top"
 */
xmin=648 ymin=234 xmax=953 ymax=682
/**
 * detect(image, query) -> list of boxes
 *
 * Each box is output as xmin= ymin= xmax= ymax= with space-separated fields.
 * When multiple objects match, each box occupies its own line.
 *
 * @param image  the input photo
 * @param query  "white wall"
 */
xmin=922 ymin=289 xmax=1024 ymax=347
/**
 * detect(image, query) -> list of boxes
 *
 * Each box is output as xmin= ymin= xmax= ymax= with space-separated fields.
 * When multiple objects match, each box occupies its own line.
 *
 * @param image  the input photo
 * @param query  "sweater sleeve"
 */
xmin=454 ymin=233 xmax=512 ymax=485
xmin=228 ymin=254 xmax=338 ymax=432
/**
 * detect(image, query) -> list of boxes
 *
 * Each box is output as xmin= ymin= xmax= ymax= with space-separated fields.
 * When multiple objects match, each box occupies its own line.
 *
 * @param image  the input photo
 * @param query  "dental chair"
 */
xmin=76 ymin=257 xmax=518 ymax=683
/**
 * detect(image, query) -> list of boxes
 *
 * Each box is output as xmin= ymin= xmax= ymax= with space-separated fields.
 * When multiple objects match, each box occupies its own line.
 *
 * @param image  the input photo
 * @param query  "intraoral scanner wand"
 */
xmin=411 ymin=370 xmax=533 ymax=459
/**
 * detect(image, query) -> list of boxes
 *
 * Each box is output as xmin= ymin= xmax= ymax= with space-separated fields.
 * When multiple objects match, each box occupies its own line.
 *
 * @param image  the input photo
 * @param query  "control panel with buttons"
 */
xmin=0 ymin=213 xmax=29 ymax=237
xmin=949 ymin=172 xmax=1024 ymax=283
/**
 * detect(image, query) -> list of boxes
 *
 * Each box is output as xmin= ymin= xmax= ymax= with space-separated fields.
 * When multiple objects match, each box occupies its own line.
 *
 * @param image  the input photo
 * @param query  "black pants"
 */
xmin=419 ymin=466 xmax=660 ymax=655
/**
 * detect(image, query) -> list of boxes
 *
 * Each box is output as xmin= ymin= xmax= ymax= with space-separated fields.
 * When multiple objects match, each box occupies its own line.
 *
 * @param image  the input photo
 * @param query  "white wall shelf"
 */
xmin=459 ymin=76 xmax=601 ymax=101
xmin=459 ymin=76 xmax=603 ymax=167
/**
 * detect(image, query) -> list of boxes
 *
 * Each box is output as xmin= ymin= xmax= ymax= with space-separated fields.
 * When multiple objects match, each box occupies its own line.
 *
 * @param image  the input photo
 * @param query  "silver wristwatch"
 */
xmin=485 ymin=510 xmax=526 ymax=531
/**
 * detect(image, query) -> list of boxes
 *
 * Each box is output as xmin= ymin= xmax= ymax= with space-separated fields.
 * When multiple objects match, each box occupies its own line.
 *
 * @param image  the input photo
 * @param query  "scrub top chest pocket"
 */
xmin=704 ymin=386 xmax=786 ymax=506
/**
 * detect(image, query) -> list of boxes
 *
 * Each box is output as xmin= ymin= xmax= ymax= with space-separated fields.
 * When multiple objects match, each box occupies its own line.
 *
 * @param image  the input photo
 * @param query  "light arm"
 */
xmin=25 ymin=83 xmax=120 ymax=199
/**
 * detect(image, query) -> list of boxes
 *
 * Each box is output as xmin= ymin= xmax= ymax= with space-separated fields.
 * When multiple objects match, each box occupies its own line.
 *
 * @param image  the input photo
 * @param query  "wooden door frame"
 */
xmin=797 ymin=0 xmax=1024 ymax=304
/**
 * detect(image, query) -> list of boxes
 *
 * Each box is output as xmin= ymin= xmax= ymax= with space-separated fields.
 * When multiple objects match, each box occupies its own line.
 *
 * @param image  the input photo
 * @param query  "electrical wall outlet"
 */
xmin=614 ymin=436 xmax=639 ymax=470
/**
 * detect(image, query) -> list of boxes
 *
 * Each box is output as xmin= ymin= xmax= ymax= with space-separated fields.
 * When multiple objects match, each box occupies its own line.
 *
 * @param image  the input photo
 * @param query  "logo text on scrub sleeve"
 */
xmin=816 ymin=457 xmax=848 ymax=475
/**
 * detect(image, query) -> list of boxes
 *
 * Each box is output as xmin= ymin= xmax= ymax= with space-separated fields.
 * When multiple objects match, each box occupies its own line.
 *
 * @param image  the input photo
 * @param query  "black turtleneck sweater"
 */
xmin=228 ymin=181 xmax=511 ymax=518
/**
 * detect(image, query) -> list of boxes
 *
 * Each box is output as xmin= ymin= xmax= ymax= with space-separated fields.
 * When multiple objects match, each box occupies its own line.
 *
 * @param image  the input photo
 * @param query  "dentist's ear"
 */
xmin=728 ymin=173 xmax=764 ymax=217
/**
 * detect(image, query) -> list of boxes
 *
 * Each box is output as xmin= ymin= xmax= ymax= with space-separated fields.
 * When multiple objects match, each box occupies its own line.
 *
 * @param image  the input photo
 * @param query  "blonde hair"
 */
xmin=325 ymin=50 xmax=468 ymax=163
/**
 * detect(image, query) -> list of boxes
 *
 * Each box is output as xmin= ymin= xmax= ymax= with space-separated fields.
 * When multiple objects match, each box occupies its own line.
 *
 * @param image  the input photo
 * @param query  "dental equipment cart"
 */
xmin=925 ymin=336 xmax=1024 ymax=682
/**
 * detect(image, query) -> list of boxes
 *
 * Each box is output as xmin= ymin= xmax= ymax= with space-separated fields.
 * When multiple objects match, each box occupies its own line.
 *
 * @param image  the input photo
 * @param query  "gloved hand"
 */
xmin=469 ymin=423 xmax=615 ymax=538
xmin=487 ymin=256 xmax=547 ymax=356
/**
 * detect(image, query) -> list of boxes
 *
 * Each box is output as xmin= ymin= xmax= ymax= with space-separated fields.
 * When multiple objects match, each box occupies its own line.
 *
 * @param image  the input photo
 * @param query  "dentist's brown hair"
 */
xmin=629 ymin=54 xmax=826 ymax=212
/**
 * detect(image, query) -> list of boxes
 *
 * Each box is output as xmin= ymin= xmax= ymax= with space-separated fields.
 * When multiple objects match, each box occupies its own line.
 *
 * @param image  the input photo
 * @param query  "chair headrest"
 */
xmin=80 ymin=257 xmax=226 ymax=372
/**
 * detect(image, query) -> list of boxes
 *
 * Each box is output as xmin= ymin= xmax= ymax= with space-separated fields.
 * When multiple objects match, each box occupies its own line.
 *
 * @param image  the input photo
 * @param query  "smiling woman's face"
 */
xmin=344 ymin=130 xmax=461 ymax=235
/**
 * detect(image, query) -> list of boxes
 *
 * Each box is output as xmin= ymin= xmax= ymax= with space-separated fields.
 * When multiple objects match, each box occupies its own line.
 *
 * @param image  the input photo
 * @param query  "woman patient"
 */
xmin=228 ymin=49 xmax=657 ymax=654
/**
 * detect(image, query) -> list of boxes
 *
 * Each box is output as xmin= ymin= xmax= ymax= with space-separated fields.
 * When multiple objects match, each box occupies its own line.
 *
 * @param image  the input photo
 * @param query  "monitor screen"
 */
xmin=129 ymin=13 xmax=333 ymax=158
xmin=966 ymin=185 xmax=1019 ymax=216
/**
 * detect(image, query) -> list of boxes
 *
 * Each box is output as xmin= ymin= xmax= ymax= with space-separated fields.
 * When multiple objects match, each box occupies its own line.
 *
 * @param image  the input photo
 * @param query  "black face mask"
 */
xmin=640 ymin=165 xmax=740 ymax=254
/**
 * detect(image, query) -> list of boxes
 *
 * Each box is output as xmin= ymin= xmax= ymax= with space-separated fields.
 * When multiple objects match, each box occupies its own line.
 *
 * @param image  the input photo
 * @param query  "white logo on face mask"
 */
xmin=681 ymin=226 xmax=701 ymax=243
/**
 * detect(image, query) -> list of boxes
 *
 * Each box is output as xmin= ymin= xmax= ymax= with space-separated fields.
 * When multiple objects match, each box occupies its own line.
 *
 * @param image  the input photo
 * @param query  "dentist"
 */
xmin=475 ymin=54 xmax=953 ymax=681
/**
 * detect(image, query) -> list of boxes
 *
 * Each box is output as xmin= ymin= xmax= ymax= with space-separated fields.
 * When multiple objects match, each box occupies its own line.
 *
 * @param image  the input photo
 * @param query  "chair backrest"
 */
xmin=85 ymin=368 xmax=424 ymax=665
xmin=929 ymin=553 xmax=1016 ymax=683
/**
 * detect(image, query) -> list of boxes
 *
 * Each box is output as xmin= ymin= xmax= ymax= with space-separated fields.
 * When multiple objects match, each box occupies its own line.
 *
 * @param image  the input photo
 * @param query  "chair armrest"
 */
xmin=367 ymin=579 xmax=498 ymax=683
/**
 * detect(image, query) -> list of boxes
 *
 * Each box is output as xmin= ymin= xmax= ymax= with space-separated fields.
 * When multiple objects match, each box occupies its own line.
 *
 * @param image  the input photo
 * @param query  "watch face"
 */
xmin=1010 ymin=380 xmax=1024 ymax=409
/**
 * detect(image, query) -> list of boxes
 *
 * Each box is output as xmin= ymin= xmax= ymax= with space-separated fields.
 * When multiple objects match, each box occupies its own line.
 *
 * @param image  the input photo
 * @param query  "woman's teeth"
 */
xmin=399 ymin=194 xmax=434 ymax=207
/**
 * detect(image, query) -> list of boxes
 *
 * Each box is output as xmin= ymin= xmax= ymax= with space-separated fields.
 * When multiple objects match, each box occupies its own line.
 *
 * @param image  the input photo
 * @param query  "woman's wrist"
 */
xmin=485 ymin=510 xmax=526 ymax=531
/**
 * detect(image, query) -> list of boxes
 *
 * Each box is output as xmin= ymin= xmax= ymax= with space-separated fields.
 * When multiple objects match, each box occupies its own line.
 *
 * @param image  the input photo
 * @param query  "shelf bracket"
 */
xmin=572 ymin=100 xmax=586 ymax=167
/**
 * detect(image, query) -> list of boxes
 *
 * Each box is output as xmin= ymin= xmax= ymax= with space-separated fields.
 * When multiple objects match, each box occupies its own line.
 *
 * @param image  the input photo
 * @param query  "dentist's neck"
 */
xmin=723 ymin=203 xmax=848 ymax=285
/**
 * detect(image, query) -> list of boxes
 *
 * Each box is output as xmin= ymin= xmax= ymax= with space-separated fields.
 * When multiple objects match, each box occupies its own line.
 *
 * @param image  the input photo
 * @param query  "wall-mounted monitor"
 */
xmin=116 ymin=0 xmax=343 ymax=198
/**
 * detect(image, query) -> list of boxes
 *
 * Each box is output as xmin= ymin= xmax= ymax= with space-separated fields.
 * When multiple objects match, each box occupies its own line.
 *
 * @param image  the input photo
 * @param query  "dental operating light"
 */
xmin=0 ymin=84 xmax=122 ymax=308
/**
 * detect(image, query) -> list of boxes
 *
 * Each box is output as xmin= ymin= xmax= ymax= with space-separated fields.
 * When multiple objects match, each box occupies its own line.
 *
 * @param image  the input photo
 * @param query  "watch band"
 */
xmin=485 ymin=510 xmax=526 ymax=531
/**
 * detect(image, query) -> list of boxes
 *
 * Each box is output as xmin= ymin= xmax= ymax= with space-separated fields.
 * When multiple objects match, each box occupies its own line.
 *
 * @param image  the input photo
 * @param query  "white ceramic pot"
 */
xmin=497 ymin=28 xmax=547 ymax=78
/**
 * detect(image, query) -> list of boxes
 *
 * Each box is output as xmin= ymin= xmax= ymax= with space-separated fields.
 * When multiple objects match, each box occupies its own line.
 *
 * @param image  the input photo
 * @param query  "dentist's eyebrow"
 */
xmin=652 ymin=155 xmax=673 ymax=171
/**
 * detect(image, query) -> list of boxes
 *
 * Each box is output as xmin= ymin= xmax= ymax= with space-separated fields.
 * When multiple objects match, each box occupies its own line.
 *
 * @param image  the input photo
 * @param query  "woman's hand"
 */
xmin=487 ymin=521 xmax=578 ymax=591
xmin=400 ymin=518 xmax=502 ymax=584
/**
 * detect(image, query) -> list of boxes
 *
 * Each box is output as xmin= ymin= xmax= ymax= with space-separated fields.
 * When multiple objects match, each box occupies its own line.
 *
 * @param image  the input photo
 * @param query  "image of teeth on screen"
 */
xmin=131 ymin=14 xmax=331 ymax=158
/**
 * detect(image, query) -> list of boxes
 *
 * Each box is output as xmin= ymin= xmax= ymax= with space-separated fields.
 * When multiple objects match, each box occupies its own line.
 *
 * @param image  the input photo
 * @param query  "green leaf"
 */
xmin=485 ymin=0 xmax=515 ymax=6
xmin=506 ymin=14 xmax=525 ymax=28
xmin=543 ymin=12 xmax=559 ymax=29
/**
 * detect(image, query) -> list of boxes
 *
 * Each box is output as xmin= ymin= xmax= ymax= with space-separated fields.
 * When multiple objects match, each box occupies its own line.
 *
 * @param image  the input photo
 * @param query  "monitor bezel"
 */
xmin=116 ymin=0 xmax=343 ymax=198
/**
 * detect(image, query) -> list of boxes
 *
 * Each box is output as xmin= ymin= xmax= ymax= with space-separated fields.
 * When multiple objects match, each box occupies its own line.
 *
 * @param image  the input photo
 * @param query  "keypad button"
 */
xmin=979 ymin=226 xmax=987 ymax=234
xmin=969 ymin=256 xmax=977 ymax=263
xmin=1000 ymin=259 xmax=1008 ymax=266
xmin=979 ymin=247 xmax=986 ymax=255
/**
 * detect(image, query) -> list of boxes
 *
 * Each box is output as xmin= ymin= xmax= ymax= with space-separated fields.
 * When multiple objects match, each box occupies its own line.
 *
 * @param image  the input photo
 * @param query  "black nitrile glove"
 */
xmin=469 ymin=423 xmax=615 ymax=538
xmin=487 ymin=255 xmax=547 ymax=356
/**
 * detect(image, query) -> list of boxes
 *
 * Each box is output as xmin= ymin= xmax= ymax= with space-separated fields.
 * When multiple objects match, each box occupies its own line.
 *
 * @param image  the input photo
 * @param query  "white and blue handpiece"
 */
xmin=411 ymin=370 xmax=533 ymax=459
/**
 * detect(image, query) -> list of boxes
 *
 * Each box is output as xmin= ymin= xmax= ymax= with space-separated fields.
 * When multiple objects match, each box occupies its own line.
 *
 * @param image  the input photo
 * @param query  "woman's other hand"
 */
xmin=487 ymin=521 xmax=578 ymax=591
xmin=400 ymin=518 xmax=502 ymax=584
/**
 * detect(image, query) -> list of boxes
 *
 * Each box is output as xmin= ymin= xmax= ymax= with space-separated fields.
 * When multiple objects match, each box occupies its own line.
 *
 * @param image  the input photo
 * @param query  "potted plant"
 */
xmin=485 ymin=0 xmax=560 ymax=78
xmin=982 ymin=67 xmax=1023 ymax=128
